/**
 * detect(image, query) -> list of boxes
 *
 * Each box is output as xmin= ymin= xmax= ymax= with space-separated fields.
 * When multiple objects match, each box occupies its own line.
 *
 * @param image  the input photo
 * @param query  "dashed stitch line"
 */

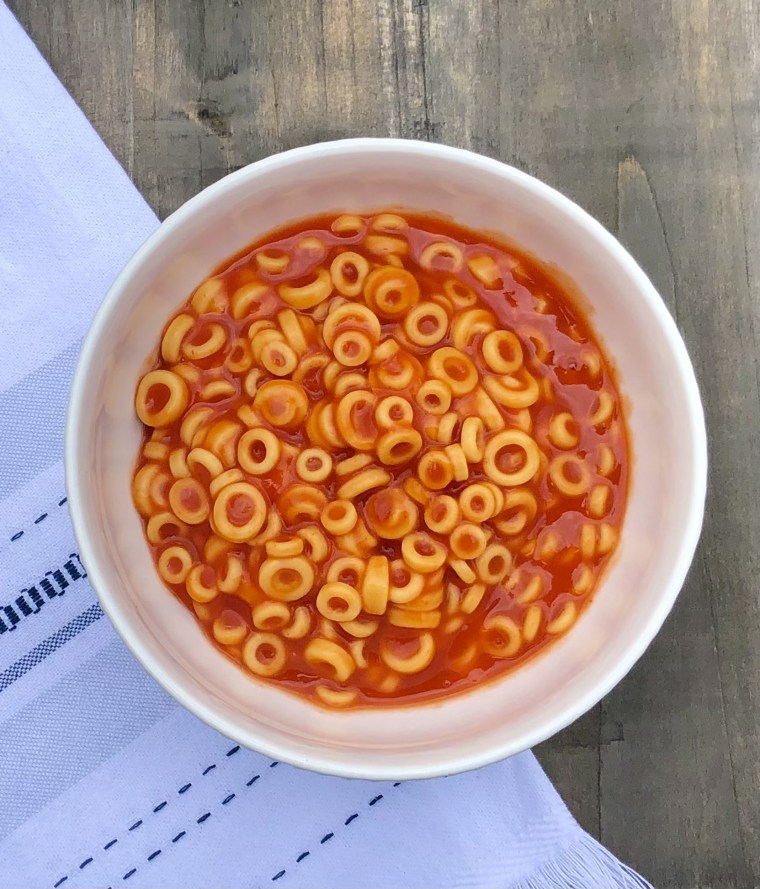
xmin=52 ymin=747 xmax=265 ymax=887
xmin=9 ymin=493 xmax=70 ymax=543
xmin=269 ymin=783 xmax=402 ymax=883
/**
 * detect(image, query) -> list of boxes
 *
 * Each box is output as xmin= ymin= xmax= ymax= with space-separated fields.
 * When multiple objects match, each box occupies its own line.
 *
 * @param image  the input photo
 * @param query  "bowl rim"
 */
xmin=65 ymin=137 xmax=708 ymax=780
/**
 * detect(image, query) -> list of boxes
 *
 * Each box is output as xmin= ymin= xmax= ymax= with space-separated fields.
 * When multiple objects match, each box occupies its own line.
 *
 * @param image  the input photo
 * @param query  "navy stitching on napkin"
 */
xmin=8 ymin=492 xmax=69 ymax=543
xmin=268 ymin=783 xmax=402 ymax=883
xmin=0 ymin=601 xmax=103 ymax=692
xmin=0 ymin=553 xmax=88 ymax=641
xmin=52 ymin=745 xmax=279 ymax=888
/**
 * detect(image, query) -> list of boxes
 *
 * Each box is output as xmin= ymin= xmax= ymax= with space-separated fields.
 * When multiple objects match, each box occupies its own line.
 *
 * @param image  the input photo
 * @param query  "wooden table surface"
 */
xmin=10 ymin=1 xmax=759 ymax=886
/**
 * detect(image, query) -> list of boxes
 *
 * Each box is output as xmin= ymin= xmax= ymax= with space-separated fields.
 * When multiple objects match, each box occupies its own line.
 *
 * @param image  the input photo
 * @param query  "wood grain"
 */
xmin=7 ymin=0 xmax=759 ymax=885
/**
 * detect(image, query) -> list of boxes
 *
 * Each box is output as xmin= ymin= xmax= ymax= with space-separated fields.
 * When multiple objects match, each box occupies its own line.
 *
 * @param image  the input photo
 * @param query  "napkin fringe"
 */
xmin=517 ymin=830 xmax=653 ymax=889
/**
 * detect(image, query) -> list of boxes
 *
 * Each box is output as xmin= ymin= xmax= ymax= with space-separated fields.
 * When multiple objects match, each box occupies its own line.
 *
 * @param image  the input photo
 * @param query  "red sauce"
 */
xmin=132 ymin=211 xmax=629 ymax=708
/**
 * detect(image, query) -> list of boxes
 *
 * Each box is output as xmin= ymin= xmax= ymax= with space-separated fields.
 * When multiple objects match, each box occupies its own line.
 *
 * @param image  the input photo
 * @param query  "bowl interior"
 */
xmin=68 ymin=140 xmax=705 ymax=779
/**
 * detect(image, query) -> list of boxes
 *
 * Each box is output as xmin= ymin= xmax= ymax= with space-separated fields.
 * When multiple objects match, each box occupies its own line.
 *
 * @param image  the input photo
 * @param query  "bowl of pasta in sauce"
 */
xmin=66 ymin=139 xmax=706 ymax=779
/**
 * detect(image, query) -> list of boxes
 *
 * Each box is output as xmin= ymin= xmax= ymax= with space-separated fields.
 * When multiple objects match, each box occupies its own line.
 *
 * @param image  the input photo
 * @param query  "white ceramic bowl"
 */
xmin=66 ymin=138 xmax=707 ymax=780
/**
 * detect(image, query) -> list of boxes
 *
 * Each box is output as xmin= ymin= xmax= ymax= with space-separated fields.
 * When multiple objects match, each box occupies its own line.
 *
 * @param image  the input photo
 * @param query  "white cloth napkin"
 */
xmin=0 ymin=4 xmax=652 ymax=887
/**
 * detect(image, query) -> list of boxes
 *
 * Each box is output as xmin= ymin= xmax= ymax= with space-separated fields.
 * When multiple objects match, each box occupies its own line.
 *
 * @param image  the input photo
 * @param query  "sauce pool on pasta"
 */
xmin=132 ymin=211 xmax=628 ymax=708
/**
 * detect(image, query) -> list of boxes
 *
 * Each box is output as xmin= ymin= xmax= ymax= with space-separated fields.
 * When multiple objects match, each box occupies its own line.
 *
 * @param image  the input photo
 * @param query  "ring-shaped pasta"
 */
xmin=363 ymin=266 xmax=420 ymax=320
xmin=332 ymin=330 xmax=373 ymax=367
xmin=322 ymin=302 xmax=381 ymax=348
xmin=336 ymin=453 xmax=373 ymax=477
xmin=420 ymin=240 xmax=464 ymax=272
xmin=182 ymin=322 xmax=227 ymax=361
xmin=371 ymin=350 xmax=420 ymax=390
xmin=416 ymin=379 xmax=452 ymax=415
xmin=291 ymin=352 xmax=329 ymax=389
xmin=252 ymin=600 xmax=291 ymax=630
xmin=204 ymin=419 xmax=243 ymax=468
xmin=546 ymin=601 xmax=578 ymax=635
xmin=278 ymin=267 xmax=333 ymax=309
xmin=588 ymin=483 xmax=611 ymax=518
xmin=460 ymin=581 xmax=487 ymax=614
xmin=364 ymin=488 xmax=419 ymax=539
xmin=161 ymin=313 xmax=195 ymax=363
xmin=315 ymin=686 xmax=357 ymax=707
xmin=472 ymin=387 xmax=505 ymax=432
xmin=467 ymin=253 xmax=502 ymax=288
xmin=481 ymin=329 xmax=523 ymax=374
xmin=522 ymin=605 xmax=542 ymax=642
xmin=448 ymin=557 xmax=476 ymax=584
xmin=493 ymin=487 xmax=538 ymax=535
xmin=212 ymin=610 xmax=248 ymax=646
xmin=331 ymin=214 xmax=365 ymax=237
xmin=429 ymin=411 xmax=459 ymax=445
xmin=482 ymin=615 xmax=522 ymax=658
xmin=201 ymin=378 xmax=236 ymax=404
xmin=225 ymin=338 xmax=254 ymax=373
xmin=265 ymin=537 xmax=305 ymax=558
xmin=330 ymin=251 xmax=370 ymax=296
xmin=482 ymin=372 xmax=539 ymax=409
xmin=548 ymin=454 xmax=591 ymax=497
xmin=590 ymin=391 xmax=614 ymax=426
xmin=260 ymin=339 xmax=298 ymax=376
xmin=403 ymin=302 xmax=449 ymax=347
xmin=146 ymin=511 xmax=188 ymax=545
xmin=317 ymin=582 xmax=362 ymax=622
xmin=343 ymin=620 xmax=379 ymax=640
xmin=459 ymin=483 xmax=497 ymax=523
xmin=549 ymin=411 xmax=580 ymax=449
xmin=231 ymin=281 xmax=274 ymax=320
xmin=335 ymin=389 xmax=378 ymax=451
xmin=423 ymin=494 xmax=460 ymax=535
xmin=143 ymin=441 xmax=170 ymax=462
xmin=443 ymin=443 xmax=469 ymax=481
xmin=250 ymin=511 xmax=282 ymax=545
xmin=483 ymin=429 xmax=541 ymax=487
xmin=282 ymin=605 xmax=312 ymax=639
xmin=364 ymin=233 xmax=409 ymax=256
xmin=401 ymin=532 xmax=447 ymax=574
xmin=451 ymin=308 xmax=496 ymax=350
xmin=417 ymin=449 xmax=454 ymax=491
xmin=278 ymin=484 xmax=328 ymax=523
xmin=256 ymin=250 xmax=290 ymax=275
xmin=389 ymin=559 xmax=426 ymax=604
xmin=370 ymin=212 xmax=408 ymax=232
xmin=475 ymin=543 xmax=512 ymax=584
xmin=253 ymin=380 xmax=309 ymax=430
xmin=187 ymin=447 xmax=224 ymax=484
xmin=132 ymin=464 xmax=171 ymax=515
xmin=428 ymin=347 xmax=479 ymax=396
xmin=191 ymin=277 xmax=228 ymax=313
xmin=327 ymin=556 xmax=366 ymax=588
xmin=361 ymin=555 xmax=390 ymax=615
xmin=295 ymin=447 xmax=333 ymax=483
xmin=135 ymin=370 xmax=189 ymax=427
xmin=258 ymin=555 xmax=315 ymax=602
xmin=218 ymin=553 xmax=244 ymax=593
xmin=597 ymin=444 xmax=616 ymax=477
xmin=169 ymin=477 xmax=209 ymax=525
xmin=305 ymin=637 xmax=355 ymax=681
xmin=375 ymin=395 xmax=414 ymax=429
xmin=321 ymin=499 xmax=358 ymax=536
xmin=380 ymin=633 xmax=435 ymax=674
xmin=376 ymin=428 xmax=423 ymax=466
xmin=388 ymin=608 xmax=441 ymax=629
xmin=185 ymin=565 xmax=219 ymax=603
xmin=443 ymin=277 xmax=477 ymax=308
xmin=449 ymin=522 xmax=488 ymax=560
xmin=243 ymin=632 xmax=287 ymax=676
xmin=333 ymin=371 xmax=369 ymax=396
xmin=213 ymin=481 xmax=267 ymax=542
xmin=157 ymin=544 xmax=193 ymax=585
xmin=277 ymin=309 xmax=309 ymax=356
xmin=238 ymin=427 xmax=281 ymax=476
xmin=296 ymin=526 xmax=328 ymax=563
